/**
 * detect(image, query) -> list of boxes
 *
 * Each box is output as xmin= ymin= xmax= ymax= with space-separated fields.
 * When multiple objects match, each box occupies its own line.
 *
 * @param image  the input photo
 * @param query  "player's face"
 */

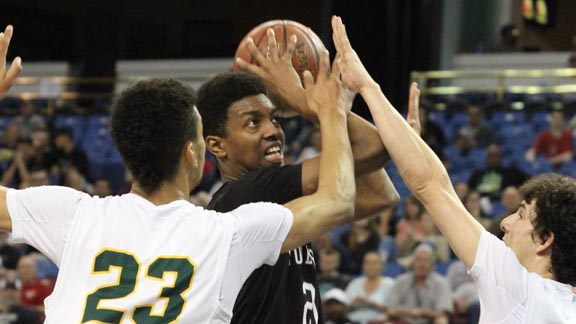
xmin=221 ymin=94 xmax=285 ymax=175
xmin=500 ymin=200 xmax=539 ymax=266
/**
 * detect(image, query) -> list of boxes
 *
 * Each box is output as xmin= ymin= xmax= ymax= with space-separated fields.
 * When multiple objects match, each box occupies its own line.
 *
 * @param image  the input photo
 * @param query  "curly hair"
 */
xmin=110 ymin=79 xmax=198 ymax=194
xmin=519 ymin=173 xmax=576 ymax=286
xmin=196 ymin=72 xmax=267 ymax=138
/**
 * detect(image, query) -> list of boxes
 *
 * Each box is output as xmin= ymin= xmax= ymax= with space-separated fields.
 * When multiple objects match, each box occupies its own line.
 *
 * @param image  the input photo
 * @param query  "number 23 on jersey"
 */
xmin=81 ymin=248 xmax=196 ymax=324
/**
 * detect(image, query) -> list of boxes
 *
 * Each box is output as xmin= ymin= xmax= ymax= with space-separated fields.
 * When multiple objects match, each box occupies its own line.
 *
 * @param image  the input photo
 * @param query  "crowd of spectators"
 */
xmin=2 ymin=92 xmax=576 ymax=323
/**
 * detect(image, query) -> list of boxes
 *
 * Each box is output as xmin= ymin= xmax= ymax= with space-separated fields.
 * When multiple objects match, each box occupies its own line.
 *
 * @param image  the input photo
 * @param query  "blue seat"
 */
xmin=383 ymin=261 xmax=404 ymax=278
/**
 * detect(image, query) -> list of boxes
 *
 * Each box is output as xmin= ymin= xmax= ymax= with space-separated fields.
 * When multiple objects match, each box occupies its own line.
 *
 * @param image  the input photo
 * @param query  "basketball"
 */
xmin=233 ymin=20 xmax=326 ymax=79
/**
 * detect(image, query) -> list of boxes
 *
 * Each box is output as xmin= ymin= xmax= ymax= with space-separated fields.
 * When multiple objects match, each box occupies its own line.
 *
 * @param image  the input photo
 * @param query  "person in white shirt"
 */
xmin=330 ymin=16 xmax=576 ymax=324
xmin=0 ymin=25 xmax=357 ymax=323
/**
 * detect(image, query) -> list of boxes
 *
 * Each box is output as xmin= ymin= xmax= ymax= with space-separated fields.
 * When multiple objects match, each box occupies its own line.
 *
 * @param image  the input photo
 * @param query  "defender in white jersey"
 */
xmin=0 ymin=29 xmax=357 ymax=323
xmin=330 ymin=16 xmax=576 ymax=323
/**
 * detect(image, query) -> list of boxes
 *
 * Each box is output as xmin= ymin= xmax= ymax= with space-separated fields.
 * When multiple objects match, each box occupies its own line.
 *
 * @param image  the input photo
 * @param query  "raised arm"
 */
xmin=276 ymin=49 xmax=355 ymax=253
xmin=332 ymin=16 xmax=483 ymax=268
xmin=236 ymin=29 xmax=399 ymax=219
xmin=0 ymin=25 xmax=22 ymax=232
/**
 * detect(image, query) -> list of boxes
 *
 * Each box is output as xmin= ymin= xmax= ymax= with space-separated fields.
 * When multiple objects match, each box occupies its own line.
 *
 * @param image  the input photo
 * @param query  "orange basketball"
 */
xmin=233 ymin=20 xmax=326 ymax=78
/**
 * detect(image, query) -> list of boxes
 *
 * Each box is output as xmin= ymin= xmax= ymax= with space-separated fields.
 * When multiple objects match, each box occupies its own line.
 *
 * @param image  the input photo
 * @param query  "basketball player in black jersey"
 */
xmin=197 ymin=30 xmax=417 ymax=324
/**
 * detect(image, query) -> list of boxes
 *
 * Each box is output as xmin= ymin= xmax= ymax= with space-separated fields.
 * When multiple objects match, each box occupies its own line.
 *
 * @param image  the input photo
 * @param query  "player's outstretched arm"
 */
xmin=281 ymin=49 xmax=355 ymax=253
xmin=0 ymin=25 xmax=21 ymax=233
xmin=332 ymin=16 xmax=483 ymax=268
xmin=0 ymin=25 xmax=22 ymax=100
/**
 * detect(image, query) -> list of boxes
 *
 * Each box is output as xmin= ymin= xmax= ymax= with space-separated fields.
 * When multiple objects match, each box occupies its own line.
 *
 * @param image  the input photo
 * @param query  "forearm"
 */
xmin=360 ymin=82 xmax=440 ymax=197
xmin=359 ymin=81 xmax=483 ymax=267
xmin=317 ymin=110 xmax=354 ymax=204
xmin=282 ymin=110 xmax=355 ymax=252
xmin=352 ymin=168 xmax=399 ymax=221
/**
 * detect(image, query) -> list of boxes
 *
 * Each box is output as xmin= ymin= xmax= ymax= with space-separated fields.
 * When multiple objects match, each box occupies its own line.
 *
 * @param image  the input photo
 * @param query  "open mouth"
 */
xmin=265 ymin=145 xmax=283 ymax=163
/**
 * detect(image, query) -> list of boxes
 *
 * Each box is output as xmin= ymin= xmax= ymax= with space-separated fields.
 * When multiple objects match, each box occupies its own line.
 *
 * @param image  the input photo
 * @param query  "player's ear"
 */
xmin=183 ymin=141 xmax=199 ymax=169
xmin=206 ymin=135 xmax=226 ymax=159
xmin=536 ymin=232 xmax=554 ymax=256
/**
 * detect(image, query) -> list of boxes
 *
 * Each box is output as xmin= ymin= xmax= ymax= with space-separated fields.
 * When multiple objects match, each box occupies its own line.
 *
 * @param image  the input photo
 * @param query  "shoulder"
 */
xmin=394 ymin=272 xmax=413 ymax=285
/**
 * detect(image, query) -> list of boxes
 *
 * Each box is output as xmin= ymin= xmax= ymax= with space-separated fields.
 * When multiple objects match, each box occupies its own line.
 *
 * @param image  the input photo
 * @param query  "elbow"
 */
xmin=331 ymin=190 xmax=356 ymax=224
xmin=383 ymin=187 xmax=400 ymax=210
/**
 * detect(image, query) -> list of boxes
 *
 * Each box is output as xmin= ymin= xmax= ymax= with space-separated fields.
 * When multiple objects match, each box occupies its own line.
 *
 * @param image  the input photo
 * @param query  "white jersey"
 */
xmin=469 ymin=231 xmax=576 ymax=324
xmin=7 ymin=186 xmax=293 ymax=324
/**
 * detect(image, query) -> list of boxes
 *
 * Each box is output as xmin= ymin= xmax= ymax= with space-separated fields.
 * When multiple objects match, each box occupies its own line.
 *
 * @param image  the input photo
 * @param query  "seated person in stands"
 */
xmin=48 ymin=127 xmax=91 ymax=183
xmin=467 ymin=144 xmax=528 ymax=201
xmin=345 ymin=251 xmax=394 ymax=324
xmin=525 ymin=110 xmax=572 ymax=169
xmin=454 ymin=104 xmax=499 ymax=151
xmin=386 ymin=244 xmax=453 ymax=324
xmin=317 ymin=247 xmax=351 ymax=298
xmin=418 ymin=101 xmax=446 ymax=160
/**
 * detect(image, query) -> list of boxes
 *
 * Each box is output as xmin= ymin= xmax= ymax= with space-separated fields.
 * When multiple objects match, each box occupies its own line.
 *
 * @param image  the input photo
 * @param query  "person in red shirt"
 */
xmin=525 ymin=110 xmax=573 ymax=169
xmin=16 ymin=255 xmax=53 ymax=313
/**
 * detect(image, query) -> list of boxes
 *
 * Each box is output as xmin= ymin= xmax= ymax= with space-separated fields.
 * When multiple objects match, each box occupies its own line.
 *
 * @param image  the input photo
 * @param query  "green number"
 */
xmin=132 ymin=257 xmax=195 ymax=323
xmin=82 ymin=249 xmax=140 ymax=323
xmin=81 ymin=250 xmax=196 ymax=324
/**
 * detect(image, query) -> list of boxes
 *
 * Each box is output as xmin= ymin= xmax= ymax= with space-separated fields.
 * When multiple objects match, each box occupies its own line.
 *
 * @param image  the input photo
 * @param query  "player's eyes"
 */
xmin=248 ymin=119 xmax=259 ymax=127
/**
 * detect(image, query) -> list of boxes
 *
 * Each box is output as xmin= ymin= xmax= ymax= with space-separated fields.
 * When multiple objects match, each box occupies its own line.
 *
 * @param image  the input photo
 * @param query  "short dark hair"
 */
xmin=196 ymin=72 xmax=267 ymax=138
xmin=54 ymin=127 xmax=74 ymax=140
xmin=110 ymin=79 xmax=198 ymax=194
xmin=520 ymin=173 xmax=576 ymax=285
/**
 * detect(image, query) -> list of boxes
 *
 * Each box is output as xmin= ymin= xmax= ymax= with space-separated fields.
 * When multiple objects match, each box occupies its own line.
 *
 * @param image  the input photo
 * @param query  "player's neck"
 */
xmin=524 ymin=256 xmax=555 ymax=281
xmin=130 ymin=182 xmax=190 ymax=206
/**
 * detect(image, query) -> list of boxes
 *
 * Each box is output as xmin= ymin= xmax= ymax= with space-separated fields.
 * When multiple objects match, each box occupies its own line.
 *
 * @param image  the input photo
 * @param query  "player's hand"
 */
xmin=0 ymin=25 xmax=22 ymax=100
xmin=302 ymin=49 xmax=354 ymax=119
xmin=407 ymin=82 xmax=421 ymax=135
xmin=331 ymin=16 xmax=374 ymax=94
xmin=235 ymin=29 xmax=310 ymax=119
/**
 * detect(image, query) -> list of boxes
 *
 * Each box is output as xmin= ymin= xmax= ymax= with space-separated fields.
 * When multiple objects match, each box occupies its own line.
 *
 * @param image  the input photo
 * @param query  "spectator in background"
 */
xmin=296 ymin=126 xmax=322 ymax=163
xmin=395 ymin=195 xmax=427 ymax=260
xmin=386 ymin=244 xmax=453 ymax=324
xmin=16 ymin=256 xmax=53 ymax=314
xmin=28 ymin=130 xmax=52 ymax=172
xmin=323 ymin=288 xmax=358 ymax=324
xmin=24 ymin=167 xmax=50 ymax=188
xmin=318 ymin=247 xmax=350 ymax=298
xmin=0 ymin=232 xmax=19 ymax=270
xmin=9 ymin=100 xmax=45 ymax=140
xmin=92 ymin=177 xmax=112 ymax=197
xmin=0 ymin=272 xmax=42 ymax=324
xmin=1 ymin=138 xmax=36 ymax=188
xmin=463 ymin=191 xmax=491 ymax=229
xmin=467 ymin=144 xmax=528 ymax=201
xmin=445 ymin=260 xmax=480 ymax=324
xmin=418 ymin=102 xmax=446 ymax=160
xmin=340 ymin=218 xmax=380 ymax=275
xmin=48 ymin=127 xmax=90 ymax=183
xmin=487 ymin=186 xmax=522 ymax=240
xmin=345 ymin=251 xmax=394 ymax=324
xmin=525 ymin=110 xmax=572 ymax=169
xmin=454 ymin=104 xmax=499 ymax=151
xmin=313 ymin=233 xmax=354 ymax=275
xmin=0 ymin=124 xmax=21 ymax=167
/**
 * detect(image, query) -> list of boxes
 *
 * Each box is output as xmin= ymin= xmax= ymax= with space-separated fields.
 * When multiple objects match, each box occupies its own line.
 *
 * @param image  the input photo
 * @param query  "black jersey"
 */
xmin=208 ymin=165 xmax=324 ymax=324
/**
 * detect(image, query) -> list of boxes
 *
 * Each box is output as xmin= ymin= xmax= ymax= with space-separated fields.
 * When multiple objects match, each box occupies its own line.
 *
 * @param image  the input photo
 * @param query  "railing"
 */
xmin=410 ymin=68 xmax=576 ymax=104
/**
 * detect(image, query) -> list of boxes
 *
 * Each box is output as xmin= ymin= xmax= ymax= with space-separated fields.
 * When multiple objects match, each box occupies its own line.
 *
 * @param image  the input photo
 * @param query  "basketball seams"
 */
xmin=234 ymin=20 xmax=323 ymax=77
